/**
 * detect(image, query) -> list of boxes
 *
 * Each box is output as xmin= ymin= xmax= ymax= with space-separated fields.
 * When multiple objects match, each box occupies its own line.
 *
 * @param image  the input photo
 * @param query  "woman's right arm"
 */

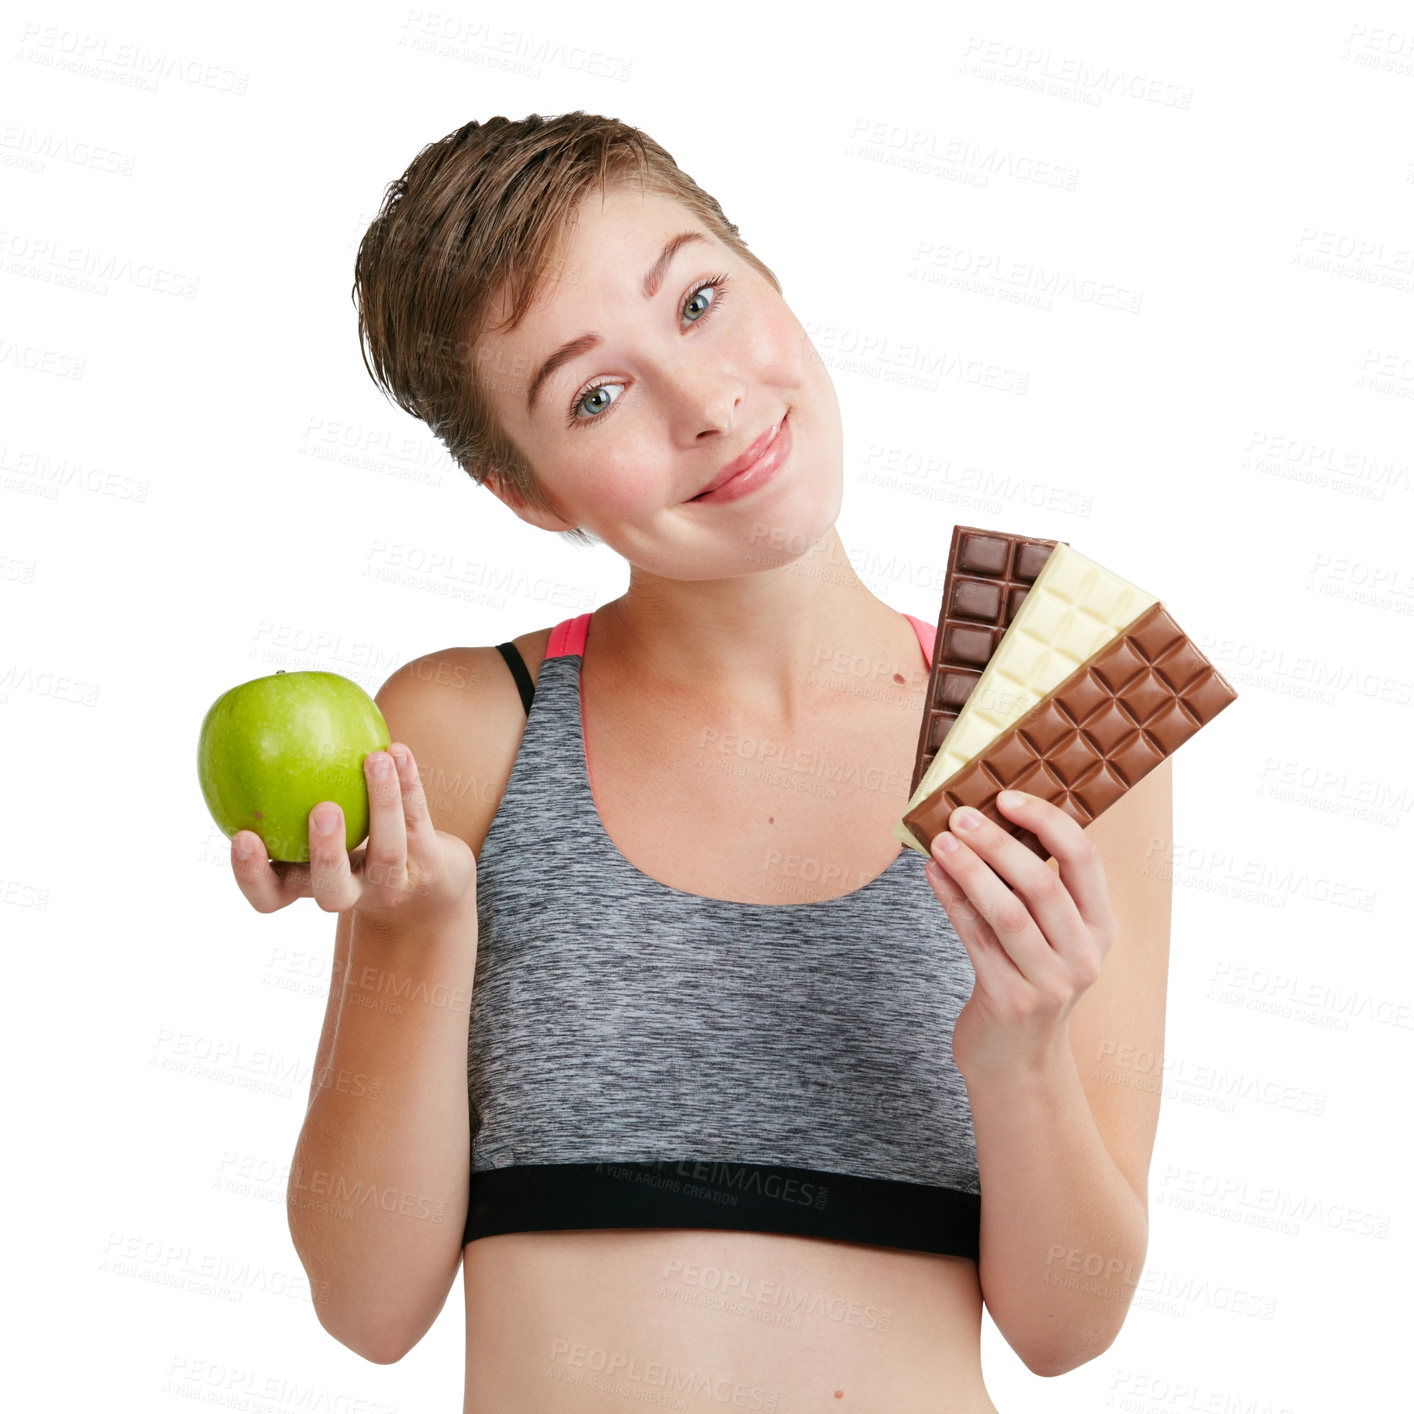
xmin=229 ymin=653 xmax=493 ymax=1363
xmin=291 ymin=888 xmax=478 ymax=1363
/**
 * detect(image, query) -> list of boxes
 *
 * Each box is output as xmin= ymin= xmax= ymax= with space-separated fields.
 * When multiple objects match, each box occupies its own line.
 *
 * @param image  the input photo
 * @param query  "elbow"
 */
xmin=338 ymin=1326 xmax=414 ymax=1366
xmin=1022 ymin=1326 xmax=1119 ymax=1378
xmin=289 ymin=1235 xmax=423 ymax=1366
xmin=1023 ymin=1347 xmax=1084 ymax=1379
xmin=285 ymin=1193 xmax=464 ymax=1365
xmin=313 ymin=1299 xmax=422 ymax=1365
xmin=988 ymin=1279 xmax=1132 ymax=1378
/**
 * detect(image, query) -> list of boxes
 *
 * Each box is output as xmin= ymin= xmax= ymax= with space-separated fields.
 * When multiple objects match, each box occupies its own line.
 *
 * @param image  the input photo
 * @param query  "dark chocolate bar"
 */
xmin=910 ymin=525 xmax=1067 ymax=796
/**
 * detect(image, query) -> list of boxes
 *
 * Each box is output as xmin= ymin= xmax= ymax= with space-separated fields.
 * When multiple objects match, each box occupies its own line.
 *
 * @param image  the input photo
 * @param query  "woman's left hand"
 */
xmin=924 ymin=790 xmax=1119 ymax=1079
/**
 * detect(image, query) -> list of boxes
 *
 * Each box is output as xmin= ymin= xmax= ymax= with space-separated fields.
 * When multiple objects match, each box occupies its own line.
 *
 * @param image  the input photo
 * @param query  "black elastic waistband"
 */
xmin=464 ymin=1159 xmax=979 ymax=1261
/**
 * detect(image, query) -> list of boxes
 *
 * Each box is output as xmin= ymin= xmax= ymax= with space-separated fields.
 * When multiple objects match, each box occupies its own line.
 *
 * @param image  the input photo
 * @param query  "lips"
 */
xmin=690 ymin=415 xmax=786 ymax=500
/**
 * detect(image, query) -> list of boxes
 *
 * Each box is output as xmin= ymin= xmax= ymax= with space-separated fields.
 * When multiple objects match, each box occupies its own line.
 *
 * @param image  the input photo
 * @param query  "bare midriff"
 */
xmin=461 ymin=1228 xmax=999 ymax=1413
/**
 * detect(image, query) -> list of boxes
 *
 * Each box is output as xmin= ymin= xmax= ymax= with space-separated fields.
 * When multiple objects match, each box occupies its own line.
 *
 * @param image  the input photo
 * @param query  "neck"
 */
xmin=593 ymin=527 xmax=921 ymax=723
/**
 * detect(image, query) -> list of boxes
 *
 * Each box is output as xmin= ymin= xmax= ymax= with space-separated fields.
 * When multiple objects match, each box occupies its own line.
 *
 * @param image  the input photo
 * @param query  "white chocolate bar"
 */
xmin=895 ymin=543 xmax=1157 ymax=855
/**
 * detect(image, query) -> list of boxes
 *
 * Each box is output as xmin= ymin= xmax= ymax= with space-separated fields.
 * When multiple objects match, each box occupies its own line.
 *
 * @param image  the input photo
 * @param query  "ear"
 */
xmin=482 ymin=467 xmax=579 ymax=534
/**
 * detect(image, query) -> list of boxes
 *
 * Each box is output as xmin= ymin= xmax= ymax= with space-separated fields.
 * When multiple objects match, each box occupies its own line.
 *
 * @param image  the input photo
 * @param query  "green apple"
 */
xmin=197 ymin=669 xmax=390 ymax=864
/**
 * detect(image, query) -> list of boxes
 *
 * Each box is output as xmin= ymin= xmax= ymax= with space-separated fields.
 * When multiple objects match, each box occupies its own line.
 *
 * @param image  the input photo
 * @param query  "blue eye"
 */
xmin=566 ymin=273 xmax=732 ymax=429
xmin=682 ymin=282 xmax=717 ymax=323
xmin=575 ymin=384 xmax=617 ymax=419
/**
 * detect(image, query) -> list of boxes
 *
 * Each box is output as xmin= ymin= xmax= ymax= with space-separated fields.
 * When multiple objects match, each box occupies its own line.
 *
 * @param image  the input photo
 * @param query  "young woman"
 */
xmin=231 ymin=113 xmax=1173 ymax=1412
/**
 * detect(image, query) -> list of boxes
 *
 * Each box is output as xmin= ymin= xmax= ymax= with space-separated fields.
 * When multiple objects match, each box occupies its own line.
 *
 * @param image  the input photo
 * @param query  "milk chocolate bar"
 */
xmin=896 ymin=541 xmax=1157 ymax=854
xmin=909 ymin=525 xmax=1068 ymax=797
xmin=901 ymin=601 xmax=1238 ymax=857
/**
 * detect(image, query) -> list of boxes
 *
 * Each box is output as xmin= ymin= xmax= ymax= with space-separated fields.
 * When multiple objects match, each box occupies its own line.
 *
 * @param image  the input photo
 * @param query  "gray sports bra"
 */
xmin=465 ymin=610 xmax=981 ymax=1259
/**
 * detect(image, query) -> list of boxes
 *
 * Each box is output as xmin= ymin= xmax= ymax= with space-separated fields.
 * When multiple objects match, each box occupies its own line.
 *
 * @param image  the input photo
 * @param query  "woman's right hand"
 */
xmin=229 ymin=743 xmax=476 ymax=930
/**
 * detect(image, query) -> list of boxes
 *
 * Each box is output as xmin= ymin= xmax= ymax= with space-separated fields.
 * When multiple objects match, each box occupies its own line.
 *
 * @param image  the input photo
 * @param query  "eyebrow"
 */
xmin=524 ymin=230 xmax=710 ymax=418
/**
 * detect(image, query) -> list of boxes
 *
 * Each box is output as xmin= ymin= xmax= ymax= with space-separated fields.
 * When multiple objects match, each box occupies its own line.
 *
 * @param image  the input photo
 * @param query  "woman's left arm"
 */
xmin=925 ymin=758 xmax=1174 ymax=1378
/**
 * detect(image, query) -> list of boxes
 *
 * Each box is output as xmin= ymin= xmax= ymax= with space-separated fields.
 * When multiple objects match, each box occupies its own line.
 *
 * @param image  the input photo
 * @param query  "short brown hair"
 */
xmin=352 ymin=112 xmax=783 ymax=548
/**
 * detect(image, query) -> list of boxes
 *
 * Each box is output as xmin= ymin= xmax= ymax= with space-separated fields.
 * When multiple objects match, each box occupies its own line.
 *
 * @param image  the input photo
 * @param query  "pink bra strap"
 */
xmin=903 ymin=614 xmax=935 ymax=669
xmin=549 ymin=611 xmax=934 ymax=665
xmin=545 ymin=613 xmax=592 ymax=659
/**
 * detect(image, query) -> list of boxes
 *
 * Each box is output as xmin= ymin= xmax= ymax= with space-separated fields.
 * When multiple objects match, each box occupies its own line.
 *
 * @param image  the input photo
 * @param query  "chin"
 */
xmin=767 ymin=470 xmax=843 ymax=552
xmin=726 ymin=483 xmax=844 ymax=577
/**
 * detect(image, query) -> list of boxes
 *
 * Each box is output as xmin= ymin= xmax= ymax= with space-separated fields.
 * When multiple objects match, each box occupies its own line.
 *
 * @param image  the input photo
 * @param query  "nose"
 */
xmin=695 ymin=391 xmax=741 ymax=440
xmin=659 ymin=349 xmax=743 ymax=439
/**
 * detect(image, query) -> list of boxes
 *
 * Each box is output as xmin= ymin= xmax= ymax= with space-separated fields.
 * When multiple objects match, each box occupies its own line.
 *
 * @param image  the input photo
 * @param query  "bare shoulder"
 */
xmin=371 ymin=626 xmax=554 ymax=858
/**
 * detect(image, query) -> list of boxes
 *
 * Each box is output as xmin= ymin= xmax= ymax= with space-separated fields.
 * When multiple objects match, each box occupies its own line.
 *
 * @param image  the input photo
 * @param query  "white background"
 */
xmin=5 ymin=0 xmax=1411 ymax=1409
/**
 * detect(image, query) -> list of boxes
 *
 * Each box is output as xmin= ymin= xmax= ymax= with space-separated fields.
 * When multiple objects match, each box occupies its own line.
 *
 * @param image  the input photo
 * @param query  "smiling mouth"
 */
xmin=689 ymin=414 xmax=788 ymax=501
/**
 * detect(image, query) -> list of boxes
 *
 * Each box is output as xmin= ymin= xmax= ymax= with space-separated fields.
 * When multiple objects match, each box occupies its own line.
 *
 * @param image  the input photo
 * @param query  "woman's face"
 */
xmin=475 ymin=185 xmax=844 ymax=580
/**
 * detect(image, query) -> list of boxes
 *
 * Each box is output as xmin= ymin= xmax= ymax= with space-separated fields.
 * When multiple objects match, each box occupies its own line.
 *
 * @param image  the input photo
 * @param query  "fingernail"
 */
xmin=998 ymin=790 xmax=1023 ymax=809
xmin=370 ymin=755 xmax=389 ymax=779
xmin=313 ymin=806 xmax=338 ymax=833
xmin=234 ymin=835 xmax=256 ymax=859
xmin=954 ymin=808 xmax=980 ymax=831
xmin=933 ymin=832 xmax=959 ymax=854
